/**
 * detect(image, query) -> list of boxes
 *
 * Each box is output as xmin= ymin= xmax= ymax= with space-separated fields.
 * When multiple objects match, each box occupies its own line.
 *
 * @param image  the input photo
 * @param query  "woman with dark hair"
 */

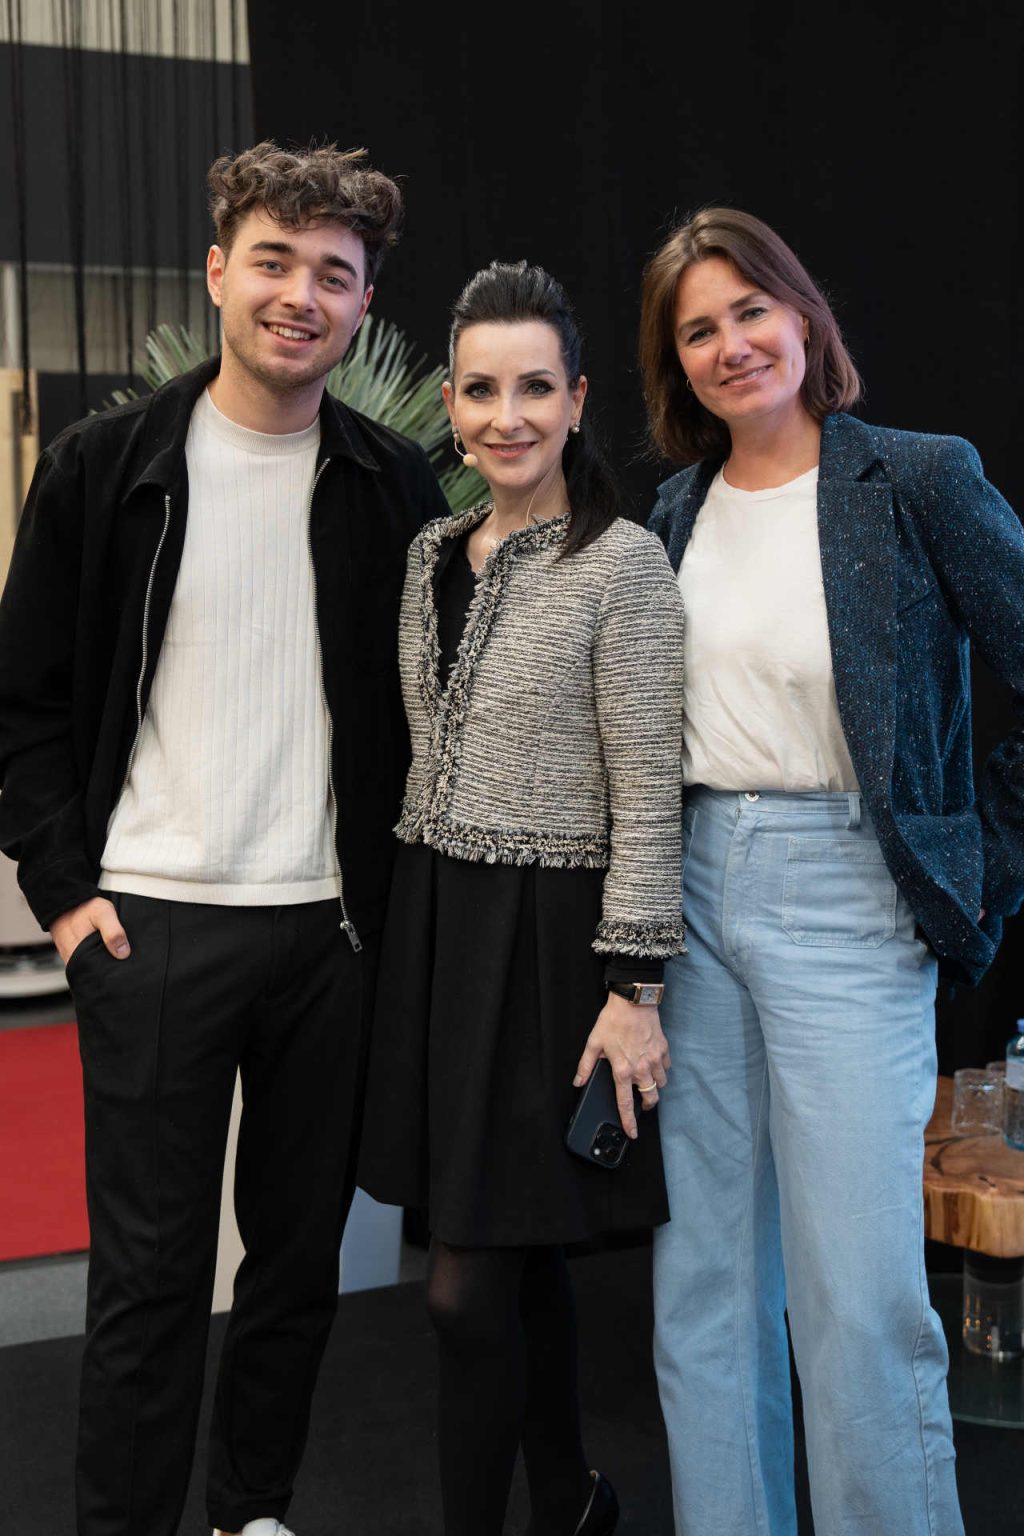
xmin=359 ymin=260 xmax=686 ymax=1536
xmin=640 ymin=206 xmax=1024 ymax=1536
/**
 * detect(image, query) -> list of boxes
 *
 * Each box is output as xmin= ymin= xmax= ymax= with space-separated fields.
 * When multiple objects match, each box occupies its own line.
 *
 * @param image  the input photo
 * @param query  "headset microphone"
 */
xmin=451 ymin=425 xmax=478 ymax=470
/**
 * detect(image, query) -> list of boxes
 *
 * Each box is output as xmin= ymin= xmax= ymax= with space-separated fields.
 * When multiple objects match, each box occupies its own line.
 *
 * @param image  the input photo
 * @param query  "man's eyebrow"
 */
xmin=248 ymin=239 xmax=294 ymax=256
xmin=248 ymin=240 xmax=359 ymax=279
xmin=321 ymin=253 xmax=360 ymax=278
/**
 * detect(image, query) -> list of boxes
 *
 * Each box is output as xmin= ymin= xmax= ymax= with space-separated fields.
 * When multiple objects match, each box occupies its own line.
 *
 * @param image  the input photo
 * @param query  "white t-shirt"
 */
xmin=677 ymin=465 xmax=859 ymax=792
xmin=100 ymin=388 xmax=341 ymax=904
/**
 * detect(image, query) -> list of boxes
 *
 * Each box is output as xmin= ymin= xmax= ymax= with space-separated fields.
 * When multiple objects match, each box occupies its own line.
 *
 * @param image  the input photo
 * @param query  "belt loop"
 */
xmin=847 ymin=792 xmax=861 ymax=830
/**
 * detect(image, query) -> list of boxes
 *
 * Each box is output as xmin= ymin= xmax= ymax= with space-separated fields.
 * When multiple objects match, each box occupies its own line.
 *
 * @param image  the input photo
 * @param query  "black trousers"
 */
xmin=69 ymin=893 xmax=372 ymax=1536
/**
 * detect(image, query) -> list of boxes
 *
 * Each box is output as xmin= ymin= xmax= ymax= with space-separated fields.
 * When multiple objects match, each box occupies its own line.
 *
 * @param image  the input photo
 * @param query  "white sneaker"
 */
xmin=213 ymin=1522 xmax=295 ymax=1536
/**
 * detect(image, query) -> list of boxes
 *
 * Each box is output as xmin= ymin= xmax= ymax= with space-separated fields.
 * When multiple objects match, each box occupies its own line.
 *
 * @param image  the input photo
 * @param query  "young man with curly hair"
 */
xmin=0 ymin=141 xmax=450 ymax=1536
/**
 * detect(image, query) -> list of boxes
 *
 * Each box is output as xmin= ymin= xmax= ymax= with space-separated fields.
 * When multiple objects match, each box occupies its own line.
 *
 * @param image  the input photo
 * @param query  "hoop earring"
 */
xmin=685 ymin=378 xmax=694 ymax=393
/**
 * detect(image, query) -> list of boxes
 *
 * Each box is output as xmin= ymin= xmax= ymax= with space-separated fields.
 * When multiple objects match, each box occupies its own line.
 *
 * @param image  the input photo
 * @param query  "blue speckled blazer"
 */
xmin=648 ymin=410 xmax=1024 ymax=985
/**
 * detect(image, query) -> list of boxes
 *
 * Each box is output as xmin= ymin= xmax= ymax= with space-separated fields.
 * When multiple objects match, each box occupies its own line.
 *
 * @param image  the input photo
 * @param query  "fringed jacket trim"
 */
xmin=395 ymin=505 xmax=687 ymax=958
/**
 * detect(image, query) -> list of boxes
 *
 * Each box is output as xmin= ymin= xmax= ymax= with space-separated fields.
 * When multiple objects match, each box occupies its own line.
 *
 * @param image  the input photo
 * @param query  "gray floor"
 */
xmin=0 ymin=1242 xmax=428 ymax=1349
xmin=0 ymin=1253 xmax=89 ymax=1347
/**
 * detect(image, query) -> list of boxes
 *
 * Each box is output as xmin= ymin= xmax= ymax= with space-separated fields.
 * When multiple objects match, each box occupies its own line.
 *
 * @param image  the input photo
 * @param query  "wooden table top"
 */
xmin=924 ymin=1075 xmax=1024 ymax=1257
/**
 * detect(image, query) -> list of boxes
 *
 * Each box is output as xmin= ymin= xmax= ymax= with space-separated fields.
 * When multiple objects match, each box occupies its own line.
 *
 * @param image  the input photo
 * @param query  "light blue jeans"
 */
xmin=653 ymin=789 xmax=963 ymax=1536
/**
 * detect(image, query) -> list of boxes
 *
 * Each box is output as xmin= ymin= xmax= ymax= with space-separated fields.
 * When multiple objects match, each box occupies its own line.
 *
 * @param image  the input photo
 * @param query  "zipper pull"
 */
xmin=340 ymin=919 xmax=363 ymax=954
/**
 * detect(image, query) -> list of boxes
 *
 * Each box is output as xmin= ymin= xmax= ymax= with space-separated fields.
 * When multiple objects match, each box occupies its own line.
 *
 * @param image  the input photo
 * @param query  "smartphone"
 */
xmin=565 ymin=1058 xmax=629 ymax=1169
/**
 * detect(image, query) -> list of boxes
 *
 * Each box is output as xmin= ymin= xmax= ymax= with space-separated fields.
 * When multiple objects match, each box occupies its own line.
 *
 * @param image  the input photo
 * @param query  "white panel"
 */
xmin=0 ymin=264 xmax=212 ymax=377
xmin=212 ymin=1069 xmax=244 ymax=1313
xmin=1 ymin=0 xmax=250 ymax=65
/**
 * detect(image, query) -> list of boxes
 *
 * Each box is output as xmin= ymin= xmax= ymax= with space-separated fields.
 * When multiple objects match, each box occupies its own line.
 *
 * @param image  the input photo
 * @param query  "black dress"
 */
xmin=358 ymin=537 xmax=668 ymax=1247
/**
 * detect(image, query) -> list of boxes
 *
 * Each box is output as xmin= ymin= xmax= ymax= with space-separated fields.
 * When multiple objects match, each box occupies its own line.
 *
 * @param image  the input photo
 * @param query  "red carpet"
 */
xmin=0 ymin=1023 xmax=89 ymax=1261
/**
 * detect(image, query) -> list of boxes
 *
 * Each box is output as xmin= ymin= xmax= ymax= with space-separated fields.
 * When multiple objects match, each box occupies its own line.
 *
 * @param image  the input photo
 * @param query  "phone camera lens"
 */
xmin=593 ymin=1123 xmax=626 ymax=1161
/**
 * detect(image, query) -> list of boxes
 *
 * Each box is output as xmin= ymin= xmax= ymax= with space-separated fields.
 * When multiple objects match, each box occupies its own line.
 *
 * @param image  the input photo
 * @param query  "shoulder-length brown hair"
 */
xmin=638 ymin=208 xmax=863 ymax=465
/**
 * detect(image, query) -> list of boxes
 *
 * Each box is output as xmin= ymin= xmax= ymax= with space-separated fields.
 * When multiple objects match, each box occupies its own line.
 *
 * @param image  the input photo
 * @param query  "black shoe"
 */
xmin=574 ymin=1470 xmax=619 ymax=1536
xmin=526 ymin=1469 xmax=620 ymax=1536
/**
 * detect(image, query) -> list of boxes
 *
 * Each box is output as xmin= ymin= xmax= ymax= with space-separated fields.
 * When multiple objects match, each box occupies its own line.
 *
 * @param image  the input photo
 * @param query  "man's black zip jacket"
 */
xmin=0 ymin=358 xmax=452 ymax=936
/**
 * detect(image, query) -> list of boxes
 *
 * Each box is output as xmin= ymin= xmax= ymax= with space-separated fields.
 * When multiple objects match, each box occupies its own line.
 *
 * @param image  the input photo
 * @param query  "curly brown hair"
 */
xmin=207 ymin=140 xmax=403 ymax=284
xmin=638 ymin=208 xmax=863 ymax=464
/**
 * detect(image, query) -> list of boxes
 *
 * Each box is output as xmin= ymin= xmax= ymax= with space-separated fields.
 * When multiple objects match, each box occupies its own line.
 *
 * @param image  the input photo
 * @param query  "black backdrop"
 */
xmin=246 ymin=0 xmax=1023 ymax=1066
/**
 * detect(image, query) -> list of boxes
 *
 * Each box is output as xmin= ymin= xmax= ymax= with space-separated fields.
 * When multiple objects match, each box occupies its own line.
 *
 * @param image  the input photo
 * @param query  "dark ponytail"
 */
xmin=448 ymin=260 xmax=622 ymax=557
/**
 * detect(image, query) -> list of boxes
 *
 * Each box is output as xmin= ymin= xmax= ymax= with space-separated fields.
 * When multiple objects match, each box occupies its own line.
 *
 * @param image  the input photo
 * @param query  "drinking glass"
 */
xmin=951 ymin=1067 xmax=1003 ymax=1135
xmin=962 ymin=1253 xmax=1024 ymax=1360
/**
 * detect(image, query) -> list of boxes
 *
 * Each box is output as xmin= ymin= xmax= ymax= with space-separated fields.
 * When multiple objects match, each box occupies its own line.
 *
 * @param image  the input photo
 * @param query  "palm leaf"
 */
xmin=142 ymin=323 xmax=211 ymax=386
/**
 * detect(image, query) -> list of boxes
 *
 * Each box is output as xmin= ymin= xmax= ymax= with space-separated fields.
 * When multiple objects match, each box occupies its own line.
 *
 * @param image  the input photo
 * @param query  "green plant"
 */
xmin=104 ymin=317 xmax=486 ymax=512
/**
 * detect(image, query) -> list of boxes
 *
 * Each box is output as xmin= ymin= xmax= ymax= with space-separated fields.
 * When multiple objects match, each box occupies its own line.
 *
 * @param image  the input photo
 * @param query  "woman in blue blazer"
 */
xmin=638 ymin=207 xmax=1024 ymax=1536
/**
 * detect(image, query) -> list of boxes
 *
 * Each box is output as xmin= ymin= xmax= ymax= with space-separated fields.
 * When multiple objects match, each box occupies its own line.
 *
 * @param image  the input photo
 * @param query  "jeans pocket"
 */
xmin=680 ymin=804 xmax=699 ymax=925
xmin=781 ymin=837 xmax=898 ymax=948
xmin=681 ymin=804 xmax=698 ymax=870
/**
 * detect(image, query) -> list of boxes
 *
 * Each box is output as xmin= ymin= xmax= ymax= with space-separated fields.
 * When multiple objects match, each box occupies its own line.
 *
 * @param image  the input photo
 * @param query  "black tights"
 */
xmin=425 ymin=1241 xmax=593 ymax=1536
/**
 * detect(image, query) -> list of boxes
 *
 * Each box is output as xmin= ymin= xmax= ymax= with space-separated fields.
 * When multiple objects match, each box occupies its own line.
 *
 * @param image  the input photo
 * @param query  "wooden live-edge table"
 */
xmin=924 ymin=1074 xmax=1024 ymax=1427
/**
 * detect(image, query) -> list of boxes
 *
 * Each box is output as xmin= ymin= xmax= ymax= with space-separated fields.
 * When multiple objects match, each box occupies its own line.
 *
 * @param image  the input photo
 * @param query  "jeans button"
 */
xmin=744 ymin=791 xmax=760 ymax=802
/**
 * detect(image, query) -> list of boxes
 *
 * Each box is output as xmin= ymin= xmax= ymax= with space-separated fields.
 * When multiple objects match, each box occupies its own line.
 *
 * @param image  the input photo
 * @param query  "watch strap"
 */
xmin=607 ymin=979 xmax=665 ymax=1006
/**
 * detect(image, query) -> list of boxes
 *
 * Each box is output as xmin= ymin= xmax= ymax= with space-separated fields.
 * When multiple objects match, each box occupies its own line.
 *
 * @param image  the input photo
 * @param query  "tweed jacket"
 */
xmin=395 ymin=506 xmax=687 ymax=957
xmin=649 ymin=411 xmax=1024 ymax=985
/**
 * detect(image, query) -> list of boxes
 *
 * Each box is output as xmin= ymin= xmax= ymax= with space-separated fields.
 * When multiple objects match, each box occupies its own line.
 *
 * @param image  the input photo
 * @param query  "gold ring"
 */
xmin=636 ymin=1081 xmax=658 ymax=1094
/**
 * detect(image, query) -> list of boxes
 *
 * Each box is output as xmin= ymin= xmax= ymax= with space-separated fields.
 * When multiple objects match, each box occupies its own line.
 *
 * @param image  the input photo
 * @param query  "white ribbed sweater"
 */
xmin=100 ymin=390 xmax=340 ymax=905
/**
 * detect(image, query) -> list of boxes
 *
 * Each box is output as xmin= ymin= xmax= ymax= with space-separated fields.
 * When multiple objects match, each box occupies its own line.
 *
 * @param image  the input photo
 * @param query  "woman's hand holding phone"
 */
xmin=572 ymin=993 xmax=671 ymax=1139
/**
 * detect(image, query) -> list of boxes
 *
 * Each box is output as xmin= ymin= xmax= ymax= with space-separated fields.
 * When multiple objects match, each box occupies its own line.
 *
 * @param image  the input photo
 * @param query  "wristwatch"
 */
xmin=607 ymin=980 xmax=665 ymax=1006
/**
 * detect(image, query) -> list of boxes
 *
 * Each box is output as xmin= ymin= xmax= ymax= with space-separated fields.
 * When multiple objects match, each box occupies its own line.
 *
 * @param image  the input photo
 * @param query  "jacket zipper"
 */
xmin=308 ymin=457 xmax=362 ymax=953
xmin=121 ymin=492 xmax=172 ymax=790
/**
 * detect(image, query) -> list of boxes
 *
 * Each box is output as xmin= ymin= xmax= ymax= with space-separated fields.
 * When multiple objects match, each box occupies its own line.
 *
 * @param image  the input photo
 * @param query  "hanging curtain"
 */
xmin=4 ymin=0 xmax=249 ymax=408
xmin=5 ymin=0 xmax=32 ymax=431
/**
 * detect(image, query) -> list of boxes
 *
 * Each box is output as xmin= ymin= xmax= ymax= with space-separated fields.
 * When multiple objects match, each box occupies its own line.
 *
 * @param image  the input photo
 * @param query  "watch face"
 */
xmin=637 ymin=984 xmax=662 ymax=1006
